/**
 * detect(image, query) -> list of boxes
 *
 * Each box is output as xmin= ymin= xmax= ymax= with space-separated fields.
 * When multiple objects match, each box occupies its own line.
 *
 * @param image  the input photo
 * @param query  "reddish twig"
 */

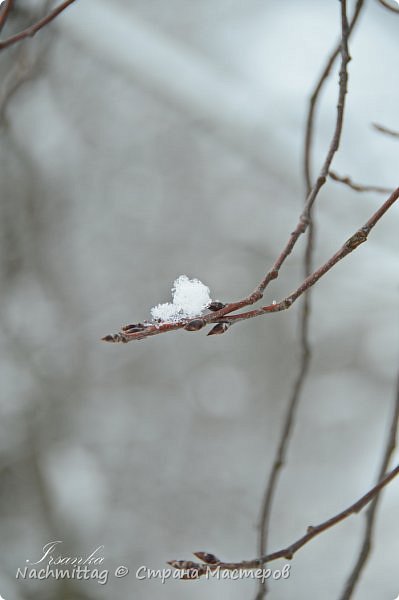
xmin=104 ymin=0 xmax=352 ymax=346
xmin=339 ymin=371 xmax=399 ymax=599
xmin=0 ymin=0 xmax=77 ymax=51
xmin=329 ymin=171 xmax=393 ymax=194
xmin=103 ymin=187 xmax=399 ymax=343
xmin=0 ymin=0 xmax=14 ymax=34
xmin=168 ymin=463 xmax=399 ymax=577
xmin=376 ymin=0 xmax=399 ymax=13
xmin=372 ymin=122 xmax=399 ymax=138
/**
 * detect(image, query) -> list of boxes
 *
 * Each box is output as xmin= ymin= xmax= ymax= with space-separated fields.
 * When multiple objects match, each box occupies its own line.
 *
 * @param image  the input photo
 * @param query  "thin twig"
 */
xmin=303 ymin=0 xmax=364 ymax=191
xmin=103 ymin=187 xmax=399 ymax=342
xmin=372 ymin=122 xmax=399 ymax=138
xmin=168 ymin=463 xmax=399 ymax=577
xmin=339 ymin=372 xmax=399 ymax=599
xmin=329 ymin=171 xmax=393 ymax=194
xmin=376 ymin=0 xmax=399 ymax=13
xmin=253 ymin=0 xmax=351 ymax=299
xmin=0 ymin=0 xmax=14 ymax=34
xmin=0 ymin=0 xmax=77 ymax=51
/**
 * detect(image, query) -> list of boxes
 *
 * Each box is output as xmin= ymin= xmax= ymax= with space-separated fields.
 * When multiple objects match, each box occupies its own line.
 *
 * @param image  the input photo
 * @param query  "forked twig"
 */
xmin=168 ymin=463 xmax=399 ymax=577
xmin=103 ymin=0 xmax=355 ymax=347
xmin=0 ymin=0 xmax=77 ymax=51
xmin=103 ymin=187 xmax=399 ymax=342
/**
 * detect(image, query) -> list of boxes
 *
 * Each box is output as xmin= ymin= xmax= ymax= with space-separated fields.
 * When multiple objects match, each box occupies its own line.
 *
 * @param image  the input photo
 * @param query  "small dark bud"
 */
xmin=207 ymin=301 xmax=226 ymax=311
xmin=167 ymin=560 xmax=198 ymax=569
xmin=101 ymin=335 xmax=115 ymax=342
xmin=306 ymin=525 xmax=315 ymax=534
xmin=121 ymin=322 xmax=146 ymax=332
xmin=184 ymin=319 xmax=205 ymax=332
xmin=207 ymin=322 xmax=229 ymax=336
xmin=193 ymin=552 xmax=220 ymax=564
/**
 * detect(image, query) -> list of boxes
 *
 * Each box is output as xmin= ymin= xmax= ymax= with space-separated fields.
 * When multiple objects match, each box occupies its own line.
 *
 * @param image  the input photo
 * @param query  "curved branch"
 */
xmin=372 ymin=122 xmax=399 ymax=138
xmin=0 ymin=0 xmax=77 ymax=51
xmin=376 ymin=0 xmax=399 ymax=14
xmin=340 ymin=372 xmax=399 ymax=599
xmin=169 ymin=463 xmax=399 ymax=577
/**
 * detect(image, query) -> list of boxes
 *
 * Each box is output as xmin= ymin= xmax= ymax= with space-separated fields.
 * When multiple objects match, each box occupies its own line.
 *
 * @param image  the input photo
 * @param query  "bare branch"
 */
xmin=103 ymin=0 xmax=355 ymax=345
xmin=372 ymin=122 xmax=399 ymax=138
xmin=103 ymin=186 xmax=399 ymax=342
xmin=303 ymin=0 xmax=364 ymax=191
xmin=168 ymin=463 xmax=399 ymax=577
xmin=376 ymin=0 xmax=399 ymax=13
xmin=339 ymin=372 xmax=399 ymax=599
xmin=0 ymin=0 xmax=77 ymax=52
xmin=0 ymin=0 xmax=14 ymax=34
xmin=329 ymin=171 xmax=393 ymax=194
xmin=253 ymin=0 xmax=351 ymax=300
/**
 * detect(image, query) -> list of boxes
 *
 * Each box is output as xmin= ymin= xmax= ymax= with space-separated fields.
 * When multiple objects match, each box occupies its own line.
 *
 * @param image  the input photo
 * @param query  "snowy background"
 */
xmin=0 ymin=1 xmax=398 ymax=599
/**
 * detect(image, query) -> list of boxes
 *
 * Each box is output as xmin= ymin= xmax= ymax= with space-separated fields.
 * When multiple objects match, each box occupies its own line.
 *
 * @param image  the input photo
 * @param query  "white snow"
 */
xmin=150 ymin=275 xmax=212 ymax=322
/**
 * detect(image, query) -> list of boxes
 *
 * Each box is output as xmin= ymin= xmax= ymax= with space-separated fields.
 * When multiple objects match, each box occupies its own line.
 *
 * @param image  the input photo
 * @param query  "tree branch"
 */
xmin=168 ymin=463 xmax=399 ymax=577
xmin=303 ymin=0 xmax=364 ymax=192
xmin=376 ymin=0 xmax=399 ymax=13
xmin=339 ymin=370 xmax=399 ymax=599
xmin=329 ymin=171 xmax=393 ymax=194
xmin=103 ymin=186 xmax=399 ymax=342
xmin=0 ymin=0 xmax=77 ymax=51
xmin=372 ymin=122 xmax=399 ymax=138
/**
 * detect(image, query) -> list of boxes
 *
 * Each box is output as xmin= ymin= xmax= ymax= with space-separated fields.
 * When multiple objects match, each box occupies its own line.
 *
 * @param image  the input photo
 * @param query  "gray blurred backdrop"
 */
xmin=1 ymin=1 xmax=398 ymax=599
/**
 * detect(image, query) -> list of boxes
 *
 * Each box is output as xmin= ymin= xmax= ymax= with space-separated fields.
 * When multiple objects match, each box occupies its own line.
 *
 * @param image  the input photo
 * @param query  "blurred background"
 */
xmin=0 ymin=1 xmax=398 ymax=598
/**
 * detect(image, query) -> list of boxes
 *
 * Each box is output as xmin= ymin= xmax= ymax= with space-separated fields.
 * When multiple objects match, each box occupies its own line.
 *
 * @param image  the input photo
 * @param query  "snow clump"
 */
xmin=151 ymin=275 xmax=212 ymax=323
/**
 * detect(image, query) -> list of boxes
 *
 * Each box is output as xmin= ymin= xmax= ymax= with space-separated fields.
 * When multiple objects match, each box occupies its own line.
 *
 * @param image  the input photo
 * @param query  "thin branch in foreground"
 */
xmin=0 ymin=0 xmax=77 ymax=51
xmin=329 ymin=171 xmax=393 ymax=194
xmin=104 ymin=0 xmax=354 ymax=348
xmin=339 ymin=371 xmax=399 ymax=600
xmin=168 ymin=464 xmax=399 ymax=577
xmin=103 ymin=186 xmax=399 ymax=343
xmin=0 ymin=0 xmax=14 ymax=34
xmin=372 ymin=122 xmax=399 ymax=138
xmin=376 ymin=0 xmax=399 ymax=13
xmin=103 ymin=0 xmax=356 ymax=346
